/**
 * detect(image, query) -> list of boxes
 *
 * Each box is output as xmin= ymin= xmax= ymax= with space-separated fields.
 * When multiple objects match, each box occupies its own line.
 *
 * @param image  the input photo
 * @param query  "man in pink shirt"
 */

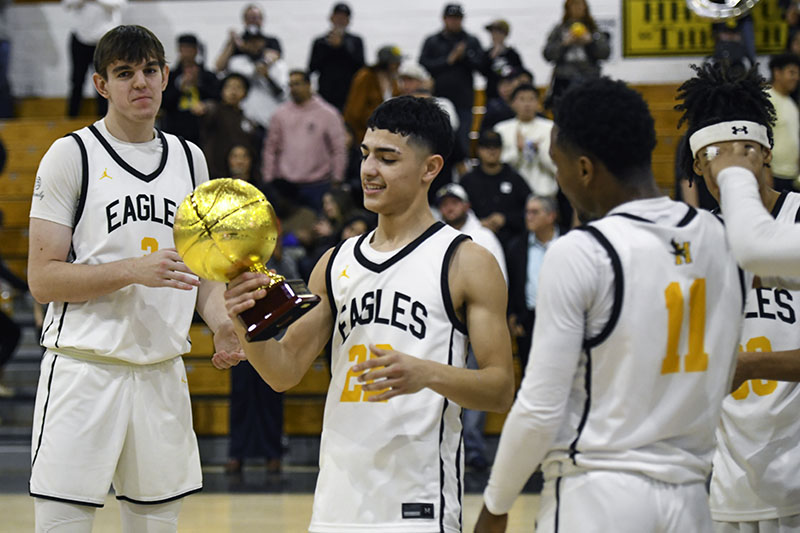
xmin=262 ymin=69 xmax=347 ymax=211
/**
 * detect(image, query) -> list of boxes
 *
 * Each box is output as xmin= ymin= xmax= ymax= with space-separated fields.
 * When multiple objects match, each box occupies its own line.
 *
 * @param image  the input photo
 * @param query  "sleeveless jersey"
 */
xmin=711 ymin=191 xmax=800 ymax=522
xmin=541 ymin=203 xmax=746 ymax=485
xmin=310 ymin=222 xmax=470 ymax=533
xmin=39 ymin=125 xmax=200 ymax=365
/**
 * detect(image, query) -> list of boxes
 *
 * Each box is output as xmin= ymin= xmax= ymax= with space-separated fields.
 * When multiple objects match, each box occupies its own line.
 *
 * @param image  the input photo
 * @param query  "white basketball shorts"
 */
xmin=536 ymin=470 xmax=712 ymax=532
xmin=29 ymin=351 xmax=202 ymax=507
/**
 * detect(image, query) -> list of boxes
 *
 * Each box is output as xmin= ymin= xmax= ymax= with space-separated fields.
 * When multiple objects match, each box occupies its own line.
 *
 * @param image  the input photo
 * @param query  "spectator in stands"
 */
xmin=226 ymin=237 xmax=298 ymax=476
xmin=505 ymin=195 xmax=559 ymax=374
xmin=460 ymin=130 xmax=530 ymax=247
xmin=308 ymin=2 xmax=365 ymax=111
xmin=0 ymin=0 xmax=12 ymax=118
xmin=542 ymin=0 xmax=609 ymax=109
xmin=343 ymin=45 xmax=402 ymax=144
xmin=711 ymin=16 xmax=756 ymax=80
xmin=767 ymin=53 xmax=800 ymax=192
xmin=214 ymin=4 xmax=281 ymax=73
xmin=160 ymin=34 xmax=220 ymax=145
xmin=63 ymin=0 xmax=126 ymax=117
xmin=221 ymin=29 xmax=288 ymax=160
xmin=420 ymin=3 xmax=484 ymax=155
xmin=436 ymin=183 xmax=507 ymax=472
xmin=495 ymin=84 xmax=558 ymax=199
xmin=200 ymin=73 xmax=260 ymax=179
xmin=314 ymin=187 xmax=357 ymax=248
xmin=262 ymin=70 xmax=347 ymax=212
xmin=479 ymin=69 xmax=520 ymax=132
xmin=481 ymin=19 xmax=524 ymax=102
xmin=0 ymin=207 xmax=26 ymax=398
xmin=342 ymin=123 xmax=363 ymax=207
xmin=227 ymin=144 xmax=258 ymax=183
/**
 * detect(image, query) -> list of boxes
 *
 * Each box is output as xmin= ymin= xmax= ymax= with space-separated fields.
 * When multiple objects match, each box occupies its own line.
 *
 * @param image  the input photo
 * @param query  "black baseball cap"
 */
xmin=332 ymin=2 xmax=351 ymax=15
xmin=443 ymin=3 xmax=464 ymax=17
xmin=477 ymin=130 xmax=503 ymax=148
xmin=177 ymin=34 xmax=198 ymax=46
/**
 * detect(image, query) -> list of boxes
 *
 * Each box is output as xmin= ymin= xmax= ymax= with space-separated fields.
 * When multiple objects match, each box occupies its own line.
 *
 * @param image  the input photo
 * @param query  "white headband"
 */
xmin=688 ymin=120 xmax=770 ymax=158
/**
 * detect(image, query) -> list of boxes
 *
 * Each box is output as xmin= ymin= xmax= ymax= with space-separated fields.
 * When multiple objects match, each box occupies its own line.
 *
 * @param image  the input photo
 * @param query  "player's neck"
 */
xmin=372 ymin=205 xmax=437 ymax=251
xmin=598 ymin=177 xmax=662 ymax=216
xmin=762 ymin=186 xmax=782 ymax=213
xmin=102 ymin=112 xmax=156 ymax=144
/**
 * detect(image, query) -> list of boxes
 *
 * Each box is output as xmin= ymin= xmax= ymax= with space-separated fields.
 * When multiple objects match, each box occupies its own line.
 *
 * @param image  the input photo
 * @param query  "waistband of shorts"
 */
xmin=47 ymin=348 xmax=180 ymax=367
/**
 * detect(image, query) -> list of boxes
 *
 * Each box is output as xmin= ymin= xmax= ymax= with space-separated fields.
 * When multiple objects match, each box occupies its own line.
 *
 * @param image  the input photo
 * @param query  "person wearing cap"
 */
xmin=420 ymin=3 xmax=485 ymax=156
xmin=542 ymin=0 xmax=609 ymax=109
xmin=343 ymin=45 xmax=402 ymax=144
xmin=214 ymin=4 xmax=282 ymax=74
xmin=437 ymin=182 xmax=508 ymax=472
xmin=461 ymin=129 xmax=531 ymax=248
xmin=309 ymin=2 xmax=365 ymax=111
xmin=160 ymin=33 xmax=220 ymax=145
xmin=481 ymin=19 xmax=525 ymax=101
xmin=766 ymin=52 xmax=800 ymax=192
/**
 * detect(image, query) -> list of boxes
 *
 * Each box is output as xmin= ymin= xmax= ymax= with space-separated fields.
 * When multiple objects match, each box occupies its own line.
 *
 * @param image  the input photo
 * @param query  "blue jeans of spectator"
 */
xmin=462 ymin=347 xmax=487 ymax=464
xmin=296 ymin=180 xmax=332 ymax=213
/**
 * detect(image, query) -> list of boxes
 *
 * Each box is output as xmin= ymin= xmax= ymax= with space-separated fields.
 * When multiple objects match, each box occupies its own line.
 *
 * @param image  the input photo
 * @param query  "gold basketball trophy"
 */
xmin=173 ymin=178 xmax=320 ymax=342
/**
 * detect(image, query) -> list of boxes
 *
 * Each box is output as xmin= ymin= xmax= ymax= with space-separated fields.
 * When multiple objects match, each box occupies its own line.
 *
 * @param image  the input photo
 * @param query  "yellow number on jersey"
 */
xmin=340 ymin=344 xmax=392 ymax=403
xmin=661 ymin=278 xmax=709 ymax=374
xmin=141 ymin=237 xmax=159 ymax=254
xmin=731 ymin=336 xmax=779 ymax=400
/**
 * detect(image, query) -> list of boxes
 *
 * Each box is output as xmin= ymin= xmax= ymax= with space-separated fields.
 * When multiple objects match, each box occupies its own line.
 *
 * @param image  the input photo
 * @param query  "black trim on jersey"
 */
xmin=53 ymin=303 xmax=69 ymax=348
xmin=67 ymin=133 xmax=89 ymax=227
xmin=577 ymin=226 xmax=624 ymax=348
xmin=116 ymin=487 xmax=203 ymax=505
xmin=609 ymin=212 xmax=651 ymax=224
xmin=676 ymin=206 xmax=697 ymax=227
xmin=447 ymin=327 xmax=463 ymax=530
xmin=554 ymin=476 xmax=562 ymax=532
xmin=438 ymin=397 xmax=448 ymax=533
xmin=796 ymin=205 xmax=800 ymax=223
xmin=88 ymin=125 xmax=169 ymax=183
xmin=177 ymin=136 xmax=196 ymax=189
xmin=441 ymin=234 xmax=470 ymax=336
xmin=31 ymin=353 xmax=58 ymax=472
xmin=569 ymin=347 xmax=593 ymax=464
xmin=772 ymin=190 xmax=790 ymax=218
xmin=737 ymin=267 xmax=747 ymax=313
xmin=353 ymin=221 xmax=445 ymax=273
xmin=40 ymin=310 xmax=55 ymax=345
xmin=29 ymin=492 xmax=104 ymax=509
xmin=325 ymin=240 xmax=347 ymax=318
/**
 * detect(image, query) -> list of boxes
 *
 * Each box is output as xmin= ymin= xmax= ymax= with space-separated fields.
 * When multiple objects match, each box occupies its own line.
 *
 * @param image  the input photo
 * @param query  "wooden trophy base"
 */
xmin=239 ymin=278 xmax=321 ymax=342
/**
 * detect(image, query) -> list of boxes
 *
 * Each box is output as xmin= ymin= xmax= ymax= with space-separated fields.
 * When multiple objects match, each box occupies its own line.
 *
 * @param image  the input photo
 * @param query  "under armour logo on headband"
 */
xmin=731 ymin=126 xmax=748 ymax=134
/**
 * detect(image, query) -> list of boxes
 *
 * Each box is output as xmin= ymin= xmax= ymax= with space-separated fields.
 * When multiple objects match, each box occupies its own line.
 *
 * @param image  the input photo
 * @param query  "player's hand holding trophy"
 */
xmin=173 ymin=178 xmax=320 ymax=341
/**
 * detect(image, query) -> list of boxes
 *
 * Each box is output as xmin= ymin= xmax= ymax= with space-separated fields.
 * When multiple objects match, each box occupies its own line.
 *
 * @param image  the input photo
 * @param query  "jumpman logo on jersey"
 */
xmin=100 ymin=168 xmax=113 ymax=180
xmin=731 ymin=125 xmax=748 ymax=135
xmin=670 ymin=239 xmax=692 ymax=265
xmin=339 ymin=266 xmax=350 ymax=280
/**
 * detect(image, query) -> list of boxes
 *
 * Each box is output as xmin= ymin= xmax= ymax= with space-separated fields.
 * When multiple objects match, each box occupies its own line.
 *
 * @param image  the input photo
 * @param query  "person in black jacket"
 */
xmin=481 ymin=19 xmax=525 ymax=101
xmin=420 ymin=3 xmax=484 ymax=155
xmin=308 ymin=3 xmax=365 ymax=111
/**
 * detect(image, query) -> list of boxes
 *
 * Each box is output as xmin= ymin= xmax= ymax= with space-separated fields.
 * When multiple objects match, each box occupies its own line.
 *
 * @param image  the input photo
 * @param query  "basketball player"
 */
xmin=676 ymin=62 xmax=800 ymax=533
xmin=474 ymin=77 xmax=746 ymax=533
xmin=217 ymin=95 xmax=514 ymax=532
xmin=27 ymin=26 xmax=240 ymax=532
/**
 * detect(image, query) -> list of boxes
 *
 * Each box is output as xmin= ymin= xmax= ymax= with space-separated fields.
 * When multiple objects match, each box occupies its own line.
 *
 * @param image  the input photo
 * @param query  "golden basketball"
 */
xmin=173 ymin=178 xmax=279 ymax=282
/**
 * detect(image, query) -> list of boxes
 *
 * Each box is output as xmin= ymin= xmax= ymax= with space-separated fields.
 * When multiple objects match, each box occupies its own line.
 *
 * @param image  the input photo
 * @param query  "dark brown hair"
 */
xmin=93 ymin=25 xmax=166 ymax=80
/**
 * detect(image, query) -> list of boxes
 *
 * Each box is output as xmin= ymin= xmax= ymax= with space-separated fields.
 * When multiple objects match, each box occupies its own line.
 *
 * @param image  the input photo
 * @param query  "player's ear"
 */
xmin=421 ymin=154 xmax=444 ymax=185
xmin=762 ymin=146 xmax=772 ymax=165
xmin=93 ymin=73 xmax=109 ymax=100
xmin=692 ymin=155 xmax=703 ymax=177
xmin=161 ymin=64 xmax=170 ymax=91
xmin=577 ymin=154 xmax=594 ymax=186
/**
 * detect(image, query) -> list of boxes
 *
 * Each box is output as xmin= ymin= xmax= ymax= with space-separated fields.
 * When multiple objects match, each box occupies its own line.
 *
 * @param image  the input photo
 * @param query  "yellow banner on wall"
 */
xmin=623 ymin=0 xmax=788 ymax=57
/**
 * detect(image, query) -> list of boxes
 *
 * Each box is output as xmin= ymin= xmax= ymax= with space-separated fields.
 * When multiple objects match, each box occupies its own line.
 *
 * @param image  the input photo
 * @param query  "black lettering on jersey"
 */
xmin=337 ymin=289 xmax=428 ymax=341
xmin=338 ymin=303 xmax=349 ymax=343
xmin=391 ymin=292 xmax=411 ymax=331
xmin=359 ymin=292 xmax=375 ymax=324
xmin=374 ymin=289 xmax=390 ymax=325
xmin=105 ymin=195 xmax=180 ymax=233
xmin=410 ymin=301 xmax=427 ymax=339
xmin=756 ymin=288 xmax=776 ymax=320
xmin=775 ymin=289 xmax=796 ymax=324
xmin=106 ymin=199 xmax=121 ymax=233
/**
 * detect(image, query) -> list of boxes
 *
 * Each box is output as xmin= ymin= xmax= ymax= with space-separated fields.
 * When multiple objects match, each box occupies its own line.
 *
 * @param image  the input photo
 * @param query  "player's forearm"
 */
xmin=28 ymin=257 xmax=138 ymax=303
xmin=427 ymin=363 xmax=514 ymax=412
xmin=239 ymin=331 xmax=307 ymax=392
xmin=718 ymin=167 xmax=800 ymax=277
xmin=737 ymin=349 xmax=800 ymax=383
xmin=196 ymin=280 xmax=232 ymax=334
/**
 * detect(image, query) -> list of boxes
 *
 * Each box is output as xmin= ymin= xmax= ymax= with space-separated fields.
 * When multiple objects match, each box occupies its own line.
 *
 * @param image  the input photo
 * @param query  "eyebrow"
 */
xmin=360 ymin=145 xmax=402 ymax=155
xmin=111 ymin=60 xmax=160 ymax=74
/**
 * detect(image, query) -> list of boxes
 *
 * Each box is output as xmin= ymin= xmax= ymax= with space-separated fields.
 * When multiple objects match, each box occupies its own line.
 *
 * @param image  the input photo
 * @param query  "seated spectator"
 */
xmin=479 ymin=69 xmax=520 ymax=132
xmin=481 ymin=19 xmax=525 ymax=101
xmin=342 ymin=123 xmax=364 ymax=207
xmin=160 ymin=34 xmax=220 ymax=145
xmin=542 ymin=0 xmax=609 ymax=109
xmin=200 ymin=73 xmax=260 ymax=179
xmin=226 ymin=144 xmax=258 ymax=182
xmin=343 ymin=45 xmax=402 ymax=144
xmin=494 ymin=84 xmax=558 ymax=198
xmin=460 ymin=130 xmax=531 ymax=247
xmin=314 ymin=187 xmax=357 ymax=247
xmin=308 ymin=2 xmax=365 ymax=111
xmin=262 ymin=70 xmax=347 ymax=212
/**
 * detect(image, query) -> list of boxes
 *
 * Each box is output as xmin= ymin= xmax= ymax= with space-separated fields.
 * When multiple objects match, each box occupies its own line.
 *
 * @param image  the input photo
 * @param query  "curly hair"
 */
xmin=366 ymin=95 xmax=454 ymax=160
xmin=553 ymin=77 xmax=656 ymax=183
xmin=674 ymin=62 xmax=775 ymax=183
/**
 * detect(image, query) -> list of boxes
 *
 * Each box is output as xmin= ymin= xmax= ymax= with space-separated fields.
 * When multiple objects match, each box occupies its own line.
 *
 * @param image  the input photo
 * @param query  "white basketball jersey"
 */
xmin=39 ymin=125 xmax=201 ymax=364
xmin=310 ymin=222 xmax=470 ymax=533
xmin=711 ymin=191 xmax=800 ymax=522
xmin=541 ymin=204 xmax=746 ymax=485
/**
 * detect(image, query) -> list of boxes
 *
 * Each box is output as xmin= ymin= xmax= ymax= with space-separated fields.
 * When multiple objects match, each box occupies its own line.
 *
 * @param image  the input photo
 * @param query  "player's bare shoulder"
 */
xmin=447 ymin=239 xmax=506 ymax=308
